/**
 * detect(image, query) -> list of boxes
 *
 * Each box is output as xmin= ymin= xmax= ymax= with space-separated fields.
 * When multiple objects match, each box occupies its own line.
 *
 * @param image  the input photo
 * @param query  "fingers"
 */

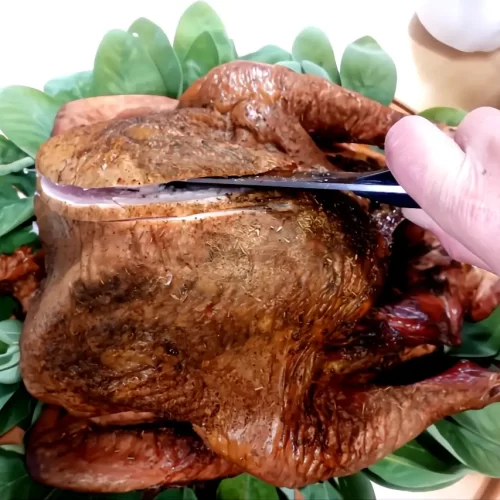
xmin=453 ymin=107 xmax=500 ymax=156
xmin=403 ymin=208 xmax=493 ymax=272
xmin=385 ymin=115 xmax=467 ymax=216
xmin=385 ymin=110 xmax=500 ymax=275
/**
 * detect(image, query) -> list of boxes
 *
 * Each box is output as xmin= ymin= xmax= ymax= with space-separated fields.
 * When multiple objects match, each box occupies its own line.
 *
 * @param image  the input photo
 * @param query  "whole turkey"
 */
xmin=21 ymin=62 xmax=500 ymax=493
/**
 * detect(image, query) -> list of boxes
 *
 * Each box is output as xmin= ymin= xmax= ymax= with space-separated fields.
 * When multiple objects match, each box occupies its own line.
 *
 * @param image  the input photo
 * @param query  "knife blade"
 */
xmin=174 ymin=169 xmax=419 ymax=209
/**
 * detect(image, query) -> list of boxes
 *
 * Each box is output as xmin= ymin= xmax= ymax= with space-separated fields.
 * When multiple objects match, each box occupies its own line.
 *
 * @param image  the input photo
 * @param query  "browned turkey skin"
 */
xmin=20 ymin=62 xmax=500 ymax=493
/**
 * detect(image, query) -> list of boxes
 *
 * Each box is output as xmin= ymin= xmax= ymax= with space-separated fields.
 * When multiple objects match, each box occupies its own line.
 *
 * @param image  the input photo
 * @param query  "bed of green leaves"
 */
xmin=0 ymin=2 xmax=499 ymax=499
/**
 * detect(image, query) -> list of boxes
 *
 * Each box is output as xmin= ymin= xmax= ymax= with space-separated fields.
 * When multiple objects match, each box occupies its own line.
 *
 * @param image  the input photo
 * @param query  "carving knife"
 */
xmin=176 ymin=169 xmax=419 ymax=209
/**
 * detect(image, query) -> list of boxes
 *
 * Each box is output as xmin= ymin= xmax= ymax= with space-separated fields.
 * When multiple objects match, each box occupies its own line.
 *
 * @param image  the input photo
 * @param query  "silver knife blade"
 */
xmin=176 ymin=171 xmax=406 ymax=195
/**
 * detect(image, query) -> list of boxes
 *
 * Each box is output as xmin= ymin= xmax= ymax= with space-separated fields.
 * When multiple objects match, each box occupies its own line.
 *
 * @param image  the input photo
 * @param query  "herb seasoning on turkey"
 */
xmin=20 ymin=62 xmax=500 ymax=493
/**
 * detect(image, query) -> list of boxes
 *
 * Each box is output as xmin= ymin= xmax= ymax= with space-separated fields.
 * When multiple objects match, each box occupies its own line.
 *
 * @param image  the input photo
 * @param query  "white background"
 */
xmin=0 ymin=0 xmax=490 ymax=498
xmin=0 ymin=0 xmax=425 ymax=105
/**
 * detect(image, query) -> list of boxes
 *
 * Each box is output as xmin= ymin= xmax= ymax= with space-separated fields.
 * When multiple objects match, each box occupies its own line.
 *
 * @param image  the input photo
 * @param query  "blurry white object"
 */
xmin=416 ymin=0 xmax=500 ymax=52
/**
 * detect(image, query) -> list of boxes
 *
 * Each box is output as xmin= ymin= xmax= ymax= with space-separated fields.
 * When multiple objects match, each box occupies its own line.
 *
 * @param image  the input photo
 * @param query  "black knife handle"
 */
xmin=352 ymin=170 xmax=420 ymax=209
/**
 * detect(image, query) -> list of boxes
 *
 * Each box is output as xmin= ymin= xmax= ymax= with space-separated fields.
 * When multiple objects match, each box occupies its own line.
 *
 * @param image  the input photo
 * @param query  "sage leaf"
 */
xmin=368 ymin=438 xmax=468 ymax=491
xmin=0 ymin=223 xmax=39 ymax=255
xmin=427 ymin=420 xmax=500 ymax=477
xmin=365 ymin=467 xmax=465 ymax=493
xmin=92 ymin=30 xmax=165 ymax=96
xmin=0 ymin=197 xmax=34 ymax=239
xmin=173 ymin=1 xmax=231 ymax=63
xmin=182 ymin=32 xmax=220 ymax=90
xmin=241 ymin=45 xmax=292 ymax=64
xmin=393 ymin=438 xmax=463 ymax=474
xmin=279 ymin=488 xmax=295 ymax=500
xmin=0 ymin=444 xmax=24 ymax=455
xmin=300 ymin=482 xmax=342 ymax=499
xmin=419 ymin=107 xmax=467 ymax=126
xmin=0 ymin=172 xmax=37 ymax=197
xmin=30 ymin=401 xmax=44 ymax=427
xmin=292 ymin=27 xmax=340 ymax=83
xmin=0 ymin=158 xmax=34 ymax=176
xmin=128 ymin=18 xmax=183 ymax=99
xmin=216 ymin=474 xmax=279 ymax=500
xmin=155 ymin=487 xmax=197 ymax=499
xmin=0 ymin=136 xmax=26 ymax=166
xmin=0 ymin=384 xmax=35 ymax=435
xmin=44 ymin=70 xmax=94 ymax=104
xmin=0 ymin=86 xmax=59 ymax=158
xmin=209 ymin=30 xmax=236 ymax=65
xmin=301 ymin=60 xmax=332 ymax=81
xmin=0 ymin=319 xmax=22 ymax=346
xmin=0 ymin=383 xmax=19 ymax=412
xmin=340 ymin=36 xmax=397 ymax=105
xmin=0 ymin=346 xmax=21 ymax=385
xmin=70 ymin=493 xmax=142 ymax=499
xmin=451 ymin=403 xmax=500 ymax=443
xmin=276 ymin=61 xmax=303 ymax=73
xmin=0 ymin=297 xmax=19 ymax=322
xmin=338 ymin=472 xmax=375 ymax=499
xmin=0 ymin=449 xmax=55 ymax=500
xmin=448 ymin=307 xmax=500 ymax=358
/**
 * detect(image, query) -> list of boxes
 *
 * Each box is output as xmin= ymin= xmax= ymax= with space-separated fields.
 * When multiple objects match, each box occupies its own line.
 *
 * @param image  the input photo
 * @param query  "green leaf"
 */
xmin=44 ymin=70 xmax=94 ymax=105
xmin=182 ymin=32 xmax=220 ymax=90
xmin=0 ymin=320 xmax=22 ymax=386
xmin=292 ymin=27 xmax=340 ymax=84
xmin=392 ymin=439 xmax=462 ymax=474
xmin=278 ymin=488 xmax=295 ymax=500
xmin=0 ymin=197 xmax=34 ymax=239
xmin=368 ymin=438 xmax=468 ymax=491
xmin=71 ymin=493 xmax=143 ymax=500
xmin=419 ymin=107 xmax=467 ymax=126
xmin=0 ymin=345 xmax=21 ymax=385
xmin=0 ymin=319 xmax=22 ymax=346
xmin=30 ymin=401 xmax=44 ymax=427
xmin=276 ymin=61 xmax=303 ymax=73
xmin=216 ymin=474 xmax=279 ymax=500
xmin=0 ymin=157 xmax=35 ymax=176
xmin=240 ymin=45 xmax=292 ymax=64
xmin=155 ymin=487 xmax=197 ymax=500
xmin=451 ymin=404 xmax=500 ymax=443
xmin=0 ymin=444 xmax=24 ymax=455
xmin=340 ymin=36 xmax=397 ymax=105
xmin=0 ymin=86 xmax=59 ymax=158
xmin=128 ymin=18 xmax=183 ymax=99
xmin=426 ymin=420 xmax=500 ymax=477
xmin=301 ymin=61 xmax=332 ymax=81
xmin=338 ymin=472 xmax=375 ymax=499
xmin=300 ymin=482 xmax=342 ymax=499
xmin=92 ymin=30 xmax=166 ymax=96
xmin=364 ymin=468 xmax=465 ymax=493
xmin=0 ymin=384 xmax=35 ymax=435
xmin=0 ymin=449 xmax=55 ymax=500
xmin=0 ymin=172 xmax=37 ymax=197
xmin=448 ymin=307 xmax=500 ymax=358
xmin=0 ymin=137 xmax=26 ymax=166
xmin=0 ymin=383 xmax=19 ymax=412
xmin=0 ymin=297 xmax=19 ymax=322
xmin=209 ymin=30 xmax=237 ymax=65
xmin=0 ymin=222 xmax=39 ymax=255
xmin=173 ymin=1 xmax=231 ymax=62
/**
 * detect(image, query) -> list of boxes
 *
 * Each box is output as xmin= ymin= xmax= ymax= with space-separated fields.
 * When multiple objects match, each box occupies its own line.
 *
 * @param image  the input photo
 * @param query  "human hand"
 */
xmin=385 ymin=106 xmax=500 ymax=276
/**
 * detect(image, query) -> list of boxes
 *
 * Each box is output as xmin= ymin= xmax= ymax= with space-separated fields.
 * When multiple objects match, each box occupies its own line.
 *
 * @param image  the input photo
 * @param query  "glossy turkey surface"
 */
xmin=20 ymin=62 xmax=500 ymax=493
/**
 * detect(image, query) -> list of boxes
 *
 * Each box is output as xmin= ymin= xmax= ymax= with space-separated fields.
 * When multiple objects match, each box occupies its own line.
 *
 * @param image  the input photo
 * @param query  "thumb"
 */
xmin=385 ymin=112 xmax=500 ymax=274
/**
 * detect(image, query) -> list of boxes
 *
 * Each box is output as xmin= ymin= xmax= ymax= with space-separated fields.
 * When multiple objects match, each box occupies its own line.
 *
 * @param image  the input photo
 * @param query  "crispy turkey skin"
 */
xmin=19 ymin=62 xmax=500 ymax=492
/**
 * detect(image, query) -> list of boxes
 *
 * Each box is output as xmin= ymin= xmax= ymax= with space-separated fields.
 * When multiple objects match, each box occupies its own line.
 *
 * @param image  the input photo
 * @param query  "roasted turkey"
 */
xmin=18 ymin=62 xmax=500 ymax=493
